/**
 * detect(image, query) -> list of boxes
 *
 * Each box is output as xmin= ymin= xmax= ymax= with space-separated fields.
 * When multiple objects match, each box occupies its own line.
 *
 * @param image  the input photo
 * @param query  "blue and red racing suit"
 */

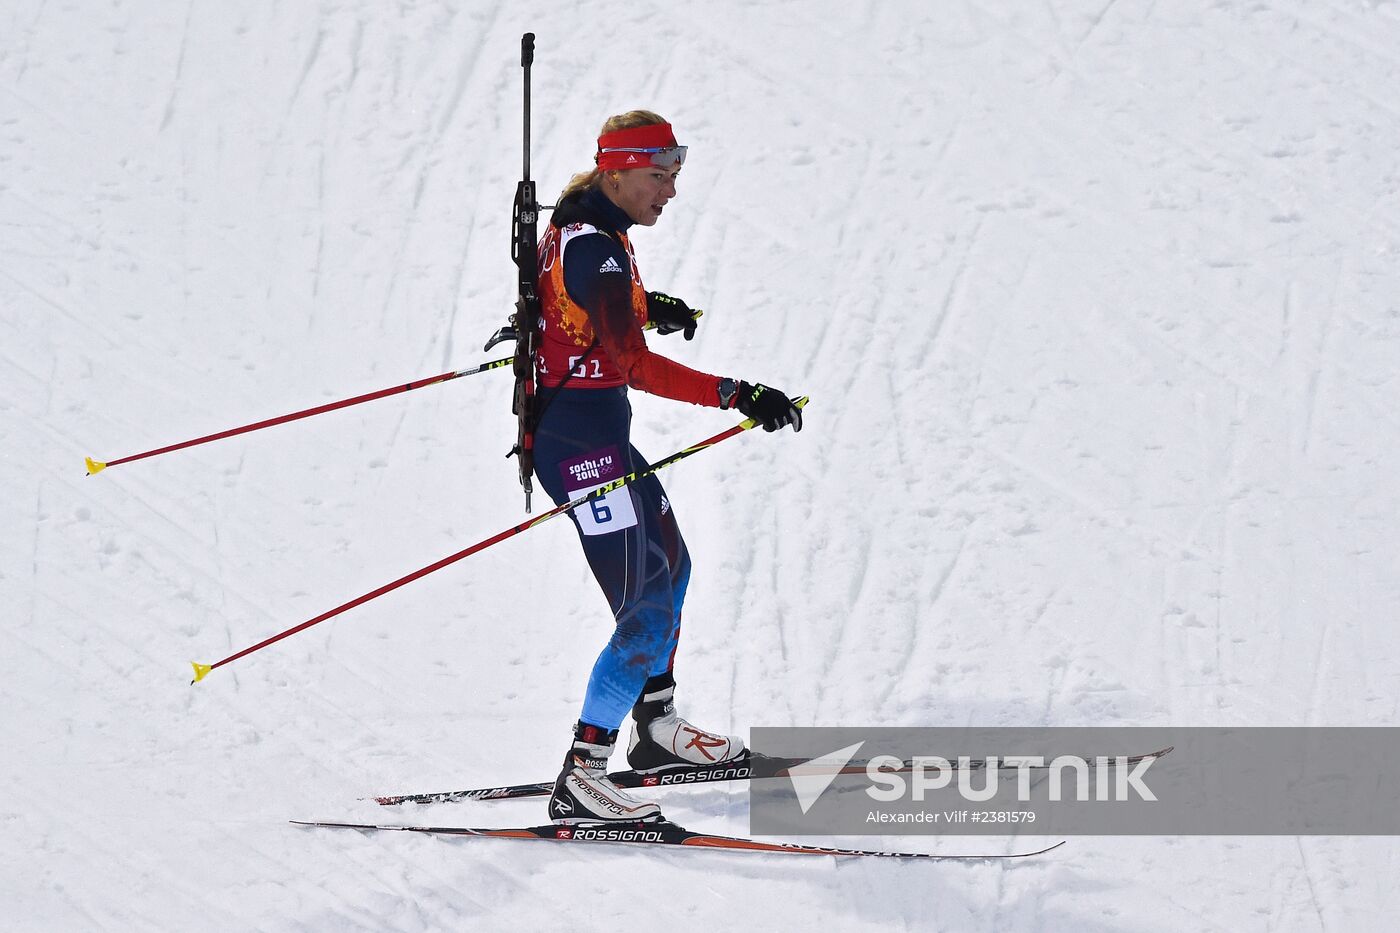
xmin=532 ymin=185 xmax=725 ymax=732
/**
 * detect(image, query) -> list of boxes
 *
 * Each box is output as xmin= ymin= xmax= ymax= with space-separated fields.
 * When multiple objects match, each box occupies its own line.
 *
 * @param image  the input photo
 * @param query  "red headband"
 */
xmin=596 ymin=123 xmax=681 ymax=171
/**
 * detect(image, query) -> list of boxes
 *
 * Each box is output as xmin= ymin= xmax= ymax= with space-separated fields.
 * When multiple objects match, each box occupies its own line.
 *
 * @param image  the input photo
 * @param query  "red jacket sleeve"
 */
xmin=589 ymin=274 xmax=722 ymax=407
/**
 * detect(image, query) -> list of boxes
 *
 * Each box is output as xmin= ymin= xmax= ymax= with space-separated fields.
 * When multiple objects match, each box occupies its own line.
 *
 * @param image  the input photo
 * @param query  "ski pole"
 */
xmin=87 ymin=314 xmax=701 ymax=476
xmin=189 ymin=396 xmax=807 ymax=684
xmin=84 ymin=357 xmax=512 ymax=476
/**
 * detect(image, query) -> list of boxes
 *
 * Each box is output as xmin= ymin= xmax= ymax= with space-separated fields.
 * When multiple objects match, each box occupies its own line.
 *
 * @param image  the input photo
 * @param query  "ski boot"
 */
xmin=625 ymin=673 xmax=747 ymax=774
xmin=549 ymin=722 xmax=664 ymax=825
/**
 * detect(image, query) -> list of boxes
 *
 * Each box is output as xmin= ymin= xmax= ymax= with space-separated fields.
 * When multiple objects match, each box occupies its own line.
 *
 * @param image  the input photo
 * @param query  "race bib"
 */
xmin=561 ymin=446 xmax=638 ymax=536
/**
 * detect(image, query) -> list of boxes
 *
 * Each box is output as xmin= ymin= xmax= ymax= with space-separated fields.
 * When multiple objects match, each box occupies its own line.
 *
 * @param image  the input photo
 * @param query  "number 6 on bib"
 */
xmin=560 ymin=446 xmax=638 ymax=536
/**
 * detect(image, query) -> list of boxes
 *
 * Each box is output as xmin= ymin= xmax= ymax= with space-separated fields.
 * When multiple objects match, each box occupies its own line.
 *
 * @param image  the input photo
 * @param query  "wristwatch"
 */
xmin=717 ymin=377 xmax=739 ymax=410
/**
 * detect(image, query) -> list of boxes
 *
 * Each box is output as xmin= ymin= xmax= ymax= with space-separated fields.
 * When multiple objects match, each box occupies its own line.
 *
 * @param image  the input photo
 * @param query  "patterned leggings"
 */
xmin=533 ymin=386 xmax=691 ymax=731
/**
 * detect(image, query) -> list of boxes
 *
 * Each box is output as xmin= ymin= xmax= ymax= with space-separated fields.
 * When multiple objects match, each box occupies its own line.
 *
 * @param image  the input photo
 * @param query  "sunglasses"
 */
xmin=597 ymin=145 xmax=688 ymax=168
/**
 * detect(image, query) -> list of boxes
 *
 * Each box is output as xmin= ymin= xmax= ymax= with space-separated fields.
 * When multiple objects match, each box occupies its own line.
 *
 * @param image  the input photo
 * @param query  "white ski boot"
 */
xmin=625 ymin=674 xmax=746 ymax=773
xmin=548 ymin=723 xmax=664 ymax=825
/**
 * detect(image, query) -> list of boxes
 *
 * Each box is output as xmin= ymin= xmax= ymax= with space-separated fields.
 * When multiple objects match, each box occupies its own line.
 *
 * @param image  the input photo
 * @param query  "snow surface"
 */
xmin=4 ymin=1 xmax=1400 ymax=930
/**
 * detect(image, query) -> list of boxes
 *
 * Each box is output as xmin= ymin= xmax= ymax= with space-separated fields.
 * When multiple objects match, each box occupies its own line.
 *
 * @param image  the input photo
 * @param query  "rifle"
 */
xmin=487 ymin=32 xmax=542 ymax=512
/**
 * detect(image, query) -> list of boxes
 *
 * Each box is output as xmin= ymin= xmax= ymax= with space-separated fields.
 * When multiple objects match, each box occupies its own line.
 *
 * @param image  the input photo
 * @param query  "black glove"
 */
xmin=733 ymin=381 xmax=802 ymax=433
xmin=646 ymin=291 xmax=698 ymax=340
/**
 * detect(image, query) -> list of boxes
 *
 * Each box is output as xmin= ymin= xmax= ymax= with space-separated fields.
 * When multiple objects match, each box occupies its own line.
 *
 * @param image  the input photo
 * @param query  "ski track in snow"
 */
xmin=4 ymin=0 xmax=1400 ymax=930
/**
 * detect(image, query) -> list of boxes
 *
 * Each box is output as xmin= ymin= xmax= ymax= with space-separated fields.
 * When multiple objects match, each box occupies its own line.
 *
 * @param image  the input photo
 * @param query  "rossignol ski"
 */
xmin=291 ymin=819 xmax=1066 ymax=861
xmin=371 ymin=746 xmax=1175 ymax=806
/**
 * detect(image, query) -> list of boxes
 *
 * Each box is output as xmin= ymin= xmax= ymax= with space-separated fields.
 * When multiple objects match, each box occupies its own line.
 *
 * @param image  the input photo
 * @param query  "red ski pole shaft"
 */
xmin=88 ymin=315 xmax=702 ymax=477
xmin=190 ymin=397 xmax=807 ymax=684
xmin=86 ymin=358 xmax=513 ymax=476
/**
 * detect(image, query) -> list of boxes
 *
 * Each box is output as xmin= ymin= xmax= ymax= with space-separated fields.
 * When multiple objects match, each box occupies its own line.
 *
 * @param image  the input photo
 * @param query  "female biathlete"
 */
xmin=533 ymin=111 xmax=802 ymax=824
